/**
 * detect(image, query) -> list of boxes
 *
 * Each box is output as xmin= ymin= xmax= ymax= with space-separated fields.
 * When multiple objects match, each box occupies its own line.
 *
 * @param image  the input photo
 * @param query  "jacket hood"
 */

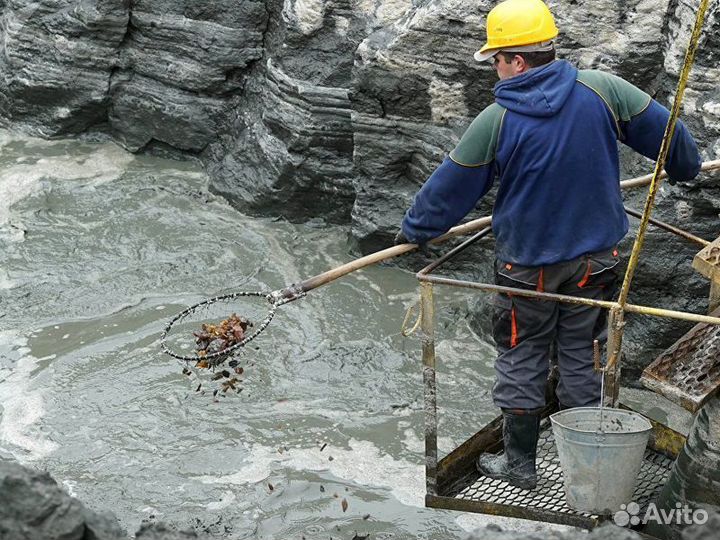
xmin=494 ymin=60 xmax=578 ymax=117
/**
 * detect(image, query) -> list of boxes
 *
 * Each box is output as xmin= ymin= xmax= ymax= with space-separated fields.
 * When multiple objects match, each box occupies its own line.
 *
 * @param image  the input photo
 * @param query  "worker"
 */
xmin=395 ymin=0 xmax=701 ymax=490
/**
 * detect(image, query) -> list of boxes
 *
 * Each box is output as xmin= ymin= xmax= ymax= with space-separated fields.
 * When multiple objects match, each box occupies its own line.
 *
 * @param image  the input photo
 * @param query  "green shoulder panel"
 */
xmin=449 ymin=103 xmax=506 ymax=167
xmin=576 ymin=70 xmax=652 ymax=123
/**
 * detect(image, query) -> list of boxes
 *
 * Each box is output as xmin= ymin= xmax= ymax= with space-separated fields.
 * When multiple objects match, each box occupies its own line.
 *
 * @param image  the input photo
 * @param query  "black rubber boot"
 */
xmin=476 ymin=409 xmax=541 ymax=490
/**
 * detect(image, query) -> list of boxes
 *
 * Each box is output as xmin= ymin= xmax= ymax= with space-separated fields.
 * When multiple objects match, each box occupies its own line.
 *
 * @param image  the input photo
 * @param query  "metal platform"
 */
xmin=641 ymin=307 xmax=720 ymax=413
xmin=426 ymin=407 xmax=683 ymax=529
xmin=410 ymin=181 xmax=718 ymax=529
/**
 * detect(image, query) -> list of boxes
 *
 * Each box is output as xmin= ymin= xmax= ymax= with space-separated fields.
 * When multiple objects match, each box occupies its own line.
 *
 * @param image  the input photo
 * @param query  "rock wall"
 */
xmin=0 ymin=0 xmax=719 ymax=369
xmin=0 ymin=458 xmax=208 ymax=539
xmin=0 ymin=458 xmax=121 ymax=540
xmin=645 ymin=396 xmax=720 ymax=540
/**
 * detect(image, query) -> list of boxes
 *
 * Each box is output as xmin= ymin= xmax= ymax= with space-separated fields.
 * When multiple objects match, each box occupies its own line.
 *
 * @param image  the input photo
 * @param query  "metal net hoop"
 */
xmin=160 ymin=291 xmax=278 ymax=362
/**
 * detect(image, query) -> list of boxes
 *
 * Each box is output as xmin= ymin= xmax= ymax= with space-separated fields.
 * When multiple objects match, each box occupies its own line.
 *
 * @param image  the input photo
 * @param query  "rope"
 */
xmin=606 ymin=0 xmax=712 ymax=371
xmin=401 ymin=299 xmax=423 ymax=337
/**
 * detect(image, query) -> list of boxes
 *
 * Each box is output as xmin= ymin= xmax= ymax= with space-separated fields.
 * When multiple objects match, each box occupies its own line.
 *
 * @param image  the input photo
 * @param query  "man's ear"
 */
xmin=512 ymin=54 xmax=527 ymax=72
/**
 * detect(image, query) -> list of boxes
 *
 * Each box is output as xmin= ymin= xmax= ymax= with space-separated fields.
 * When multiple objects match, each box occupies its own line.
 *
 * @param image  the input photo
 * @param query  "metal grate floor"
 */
xmin=642 ymin=314 xmax=720 ymax=413
xmin=453 ymin=419 xmax=673 ymax=518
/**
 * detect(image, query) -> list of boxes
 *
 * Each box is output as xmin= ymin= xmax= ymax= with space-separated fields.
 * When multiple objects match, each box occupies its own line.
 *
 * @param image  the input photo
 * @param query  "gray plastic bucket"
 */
xmin=550 ymin=407 xmax=652 ymax=514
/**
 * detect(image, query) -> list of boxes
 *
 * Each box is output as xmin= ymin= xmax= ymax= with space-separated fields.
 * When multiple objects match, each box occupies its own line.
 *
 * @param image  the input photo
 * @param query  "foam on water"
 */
xmin=206 ymin=490 xmax=237 ymax=511
xmin=0 ymin=331 xmax=58 ymax=460
xmin=198 ymin=438 xmax=425 ymax=507
xmin=0 ymin=131 xmax=134 ymax=224
xmin=0 ymin=268 xmax=14 ymax=290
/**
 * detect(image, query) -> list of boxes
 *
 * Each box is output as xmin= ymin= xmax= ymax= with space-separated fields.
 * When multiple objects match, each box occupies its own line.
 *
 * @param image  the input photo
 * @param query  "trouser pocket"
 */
xmin=576 ymin=248 xmax=620 ymax=292
xmin=493 ymin=260 xmax=545 ymax=350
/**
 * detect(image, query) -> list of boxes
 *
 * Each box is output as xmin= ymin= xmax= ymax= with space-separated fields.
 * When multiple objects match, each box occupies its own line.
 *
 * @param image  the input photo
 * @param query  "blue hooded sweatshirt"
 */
xmin=401 ymin=60 xmax=701 ymax=266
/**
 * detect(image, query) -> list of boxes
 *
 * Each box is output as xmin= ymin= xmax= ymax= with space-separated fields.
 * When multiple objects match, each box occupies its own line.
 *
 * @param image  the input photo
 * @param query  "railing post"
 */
xmin=421 ymin=281 xmax=438 ymax=496
xmin=604 ymin=306 xmax=624 ymax=407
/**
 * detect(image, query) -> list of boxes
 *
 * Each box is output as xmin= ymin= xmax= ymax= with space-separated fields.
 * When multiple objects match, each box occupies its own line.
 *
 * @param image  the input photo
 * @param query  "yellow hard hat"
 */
xmin=475 ymin=0 xmax=559 ymax=62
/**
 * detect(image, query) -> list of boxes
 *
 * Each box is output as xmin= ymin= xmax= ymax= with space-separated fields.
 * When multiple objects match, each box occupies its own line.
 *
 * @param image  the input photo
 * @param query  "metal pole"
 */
xmin=624 ymin=206 xmax=710 ymax=247
xmin=415 ymin=275 xmax=720 ymax=326
xmin=421 ymin=281 xmax=439 ymax=496
xmin=604 ymin=307 xmax=624 ymax=406
xmin=418 ymin=227 xmax=493 ymax=276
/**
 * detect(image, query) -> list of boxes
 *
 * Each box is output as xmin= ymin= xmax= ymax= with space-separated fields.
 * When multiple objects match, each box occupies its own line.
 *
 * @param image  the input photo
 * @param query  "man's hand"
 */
xmin=394 ymin=229 xmax=431 ymax=256
xmin=394 ymin=230 xmax=411 ymax=245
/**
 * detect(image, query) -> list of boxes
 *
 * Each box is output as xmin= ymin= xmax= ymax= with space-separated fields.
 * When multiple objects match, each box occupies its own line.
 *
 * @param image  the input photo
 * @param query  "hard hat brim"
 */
xmin=474 ymin=40 xmax=556 ymax=63
xmin=474 ymin=48 xmax=501 ymax=62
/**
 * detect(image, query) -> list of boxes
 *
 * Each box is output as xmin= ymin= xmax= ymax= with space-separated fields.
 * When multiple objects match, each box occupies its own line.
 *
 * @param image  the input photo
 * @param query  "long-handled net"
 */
xmin=160 ymin=217 xmax=493 ymax=397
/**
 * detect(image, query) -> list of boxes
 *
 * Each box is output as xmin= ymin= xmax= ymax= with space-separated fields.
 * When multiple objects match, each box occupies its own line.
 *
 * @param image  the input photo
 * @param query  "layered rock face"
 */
xmin=0 ymin=0 xmax=267 ymax=151
xmin=0 ymin=0 xmax=128 ymax=135
xmin=0 ymin=0 xmax=719 ymax=367
xmin=109 ymin=0 xmax=268 ymax=153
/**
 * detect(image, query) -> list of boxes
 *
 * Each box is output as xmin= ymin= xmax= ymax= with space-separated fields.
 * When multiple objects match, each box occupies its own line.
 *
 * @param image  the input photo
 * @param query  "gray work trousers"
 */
xmin=491 ymin=248 xmax=620 ymax=409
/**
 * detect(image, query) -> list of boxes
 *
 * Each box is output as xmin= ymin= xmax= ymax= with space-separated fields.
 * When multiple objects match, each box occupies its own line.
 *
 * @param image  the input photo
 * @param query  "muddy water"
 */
xmin=0 ymin=130 xmax=563 ymax=538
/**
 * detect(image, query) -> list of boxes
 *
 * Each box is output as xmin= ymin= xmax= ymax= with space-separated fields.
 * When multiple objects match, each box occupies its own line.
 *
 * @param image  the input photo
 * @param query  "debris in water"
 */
xmin=221 ymin=377 xmax=239 ymax=392
xmin=211 ymin=369 xmax=232 ymax=381
xmin=341 ymin=498 xmax=348 ymax=512
xmin=182 ymin=313 xmax=253 ymax=403
xmin=362 ymin=514 xmax=370 ymax=520
xmin=192 ymin=313 xmax=253 ymax=362
xmin=268 ymin=482 xmax=274 ymax=492
xmin=320 ymin=485 xmax=325 ymax=492
xmin=320 ymin=443 xmax=328 ymax=452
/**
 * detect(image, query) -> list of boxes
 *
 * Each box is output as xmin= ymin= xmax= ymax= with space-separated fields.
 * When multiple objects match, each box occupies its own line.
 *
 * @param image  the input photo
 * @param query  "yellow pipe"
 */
xmin=623 ymin=303 xmax=720 ymax=326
